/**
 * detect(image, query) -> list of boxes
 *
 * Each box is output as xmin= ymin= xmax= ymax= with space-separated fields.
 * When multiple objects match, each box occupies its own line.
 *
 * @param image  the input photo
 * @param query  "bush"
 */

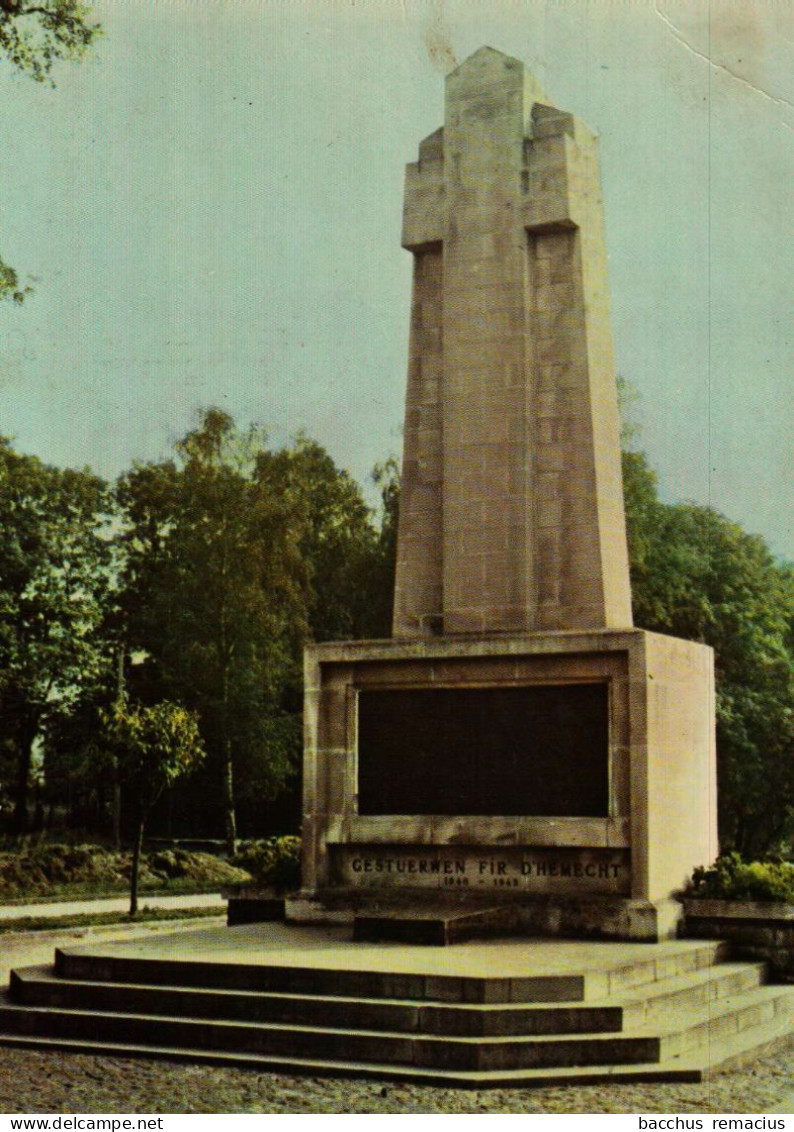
xmin=145 ymin=849 xmax=250 ymax=887
xmin=0 ymin=844 xmax=123 ymax=897
xmin=687 ymin=853 xmax=794 ymax=903
xmin=232 ymin=837 xmax=301 ymax=894
xmin=148 ymin=848 xmax=194 ymax=879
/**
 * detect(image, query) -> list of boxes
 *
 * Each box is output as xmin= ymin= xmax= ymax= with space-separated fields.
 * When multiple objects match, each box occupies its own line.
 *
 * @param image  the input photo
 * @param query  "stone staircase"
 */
xmin=0 ymin=938 xmax=790 ymax=1086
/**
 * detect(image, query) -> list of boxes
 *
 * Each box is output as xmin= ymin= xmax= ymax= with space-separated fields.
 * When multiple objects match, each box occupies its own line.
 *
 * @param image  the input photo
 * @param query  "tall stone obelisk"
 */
xmin=394 ymin=47 xmax=632 ymax=637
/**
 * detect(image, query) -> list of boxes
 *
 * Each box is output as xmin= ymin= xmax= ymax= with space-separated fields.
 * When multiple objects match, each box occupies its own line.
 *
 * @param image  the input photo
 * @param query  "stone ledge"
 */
xmin=290 ymin=889 xmax=682 ymax=942
xmin=682 ymin=898 xmax=794 ymax=921
xmin=681 ymin=899 xmax=794 ymax=981
xmin=306 ymin=628 xmax=646 ymax=664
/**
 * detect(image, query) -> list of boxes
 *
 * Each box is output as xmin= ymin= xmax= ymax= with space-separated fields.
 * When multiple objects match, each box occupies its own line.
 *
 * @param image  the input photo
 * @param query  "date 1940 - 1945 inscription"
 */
xmin=340 ymin=852 xmax=629 ymax=891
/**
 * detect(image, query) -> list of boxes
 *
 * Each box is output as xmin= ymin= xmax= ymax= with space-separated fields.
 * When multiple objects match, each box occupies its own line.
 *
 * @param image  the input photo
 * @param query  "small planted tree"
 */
xmin=101 ymin=700 xmax=205 ymax=916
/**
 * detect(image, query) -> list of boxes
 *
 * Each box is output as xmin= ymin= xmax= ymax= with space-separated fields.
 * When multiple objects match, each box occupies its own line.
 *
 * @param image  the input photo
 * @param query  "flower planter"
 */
xmin=681 ymin=897 xmax=794 ymax=980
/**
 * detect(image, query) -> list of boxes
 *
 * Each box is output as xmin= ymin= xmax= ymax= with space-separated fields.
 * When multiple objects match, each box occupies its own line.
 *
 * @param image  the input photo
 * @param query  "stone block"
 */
xmin=318 ymin=689 xmax=347 ymax=752
xmin=300 ymin=631 xmax=715 ymax=932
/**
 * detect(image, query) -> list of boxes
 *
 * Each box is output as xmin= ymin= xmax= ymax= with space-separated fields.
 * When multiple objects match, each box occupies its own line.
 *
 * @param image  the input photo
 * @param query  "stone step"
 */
xmin=9 ymin=959 xmax=766 ymax=1038
xmin=0 ymin=1006 xmax=790 ymax=1087
xmin=52 ymin=939 xmax=728 ymax=1005
xmin=600 ymin=961 xmax=769 ymax=1028
xmin=1 ymin=981 xmax=790 ymax=1073
xmin=650 ymin=984 xmax=793 ymax=1060
xmin=593 ymin=940 xmax=730 ymax=999
xmin=352 ymin=905 xmax=515 ymax=945
xmin=52 ymin=948 xmax=586 ymax=1005
xmin=0 ymin=1030 xmax=699 ymax=1085
xmin=9 ymin=968 xmax=622 ymax=1037
xmin=0 ymin=994 xmax=660 ymax=1069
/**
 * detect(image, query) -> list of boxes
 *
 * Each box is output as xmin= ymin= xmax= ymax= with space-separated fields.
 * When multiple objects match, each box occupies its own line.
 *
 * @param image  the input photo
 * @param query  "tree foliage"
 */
xmin=622 ymin=448 xmax=793 ymax=857
xmin=0 ymin=437 xmax=110 ymax=831
xmin=116 ymin=410 xmax=305 ymax=852
xmin=255 ymin=437 xmax=397 ymax=643
xmin=0 ymin=257 xmax=32 ymax=305
xmin=367 ymin=457 xmax=400 ymax=638
xmin=112 ymin=410 xmax=396 ymax=849
xmin=0 ymin=0 xmax=100 ymax=302
xmin=101 ymin=701 xmax=204 ymax=818
xmin=0 ymin=414 xmax=397 ymax=845
xmin=0 ymin=0 xmax=99 ymax=83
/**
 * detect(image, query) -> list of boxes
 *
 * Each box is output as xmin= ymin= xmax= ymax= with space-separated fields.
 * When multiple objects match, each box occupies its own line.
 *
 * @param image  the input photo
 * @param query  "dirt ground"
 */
xmin=0 ymin=923 xmax=791 ymax=1116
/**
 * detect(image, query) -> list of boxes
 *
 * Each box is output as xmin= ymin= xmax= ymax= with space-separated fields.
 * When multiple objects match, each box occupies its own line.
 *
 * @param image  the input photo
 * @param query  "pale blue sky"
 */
xmin=0 ymin=1 xmax=791 ymax=557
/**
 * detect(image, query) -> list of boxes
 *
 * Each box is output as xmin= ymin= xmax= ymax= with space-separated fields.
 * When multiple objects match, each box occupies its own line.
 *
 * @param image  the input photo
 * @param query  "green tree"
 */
xmin=101 ymin=699 xmax=204 ymax=915
xmin=114 ymin=416 xmax=400 ymax=847
xmin=622 ymin=447 xmax=793 ymax=857
xmin=0 ymin=437 xmax=111 ymax=831
xmin=0 ymin=0 xmax=100 ymax=302
xmin=116 ymin=410 xmax=306 ymax=853
xmin=362 ymin=457 xmax=400 ymax=638
xmin=254 ymin=437 xmax=396 ymax=643
xmin=41 ymin=652 xmax=121 ymax=836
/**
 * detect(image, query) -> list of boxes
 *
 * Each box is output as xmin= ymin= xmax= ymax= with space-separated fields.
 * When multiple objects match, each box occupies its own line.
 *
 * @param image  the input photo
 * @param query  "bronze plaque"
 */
xmin=357 ymin=684 xmax=609 ymax=817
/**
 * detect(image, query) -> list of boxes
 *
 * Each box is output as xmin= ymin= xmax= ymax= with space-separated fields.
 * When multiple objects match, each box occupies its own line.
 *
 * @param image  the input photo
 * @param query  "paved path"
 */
xmin=0 ymin=891 xmax=225 ymax=922
xmin=81 ymin=920 xmax=726 ymax=978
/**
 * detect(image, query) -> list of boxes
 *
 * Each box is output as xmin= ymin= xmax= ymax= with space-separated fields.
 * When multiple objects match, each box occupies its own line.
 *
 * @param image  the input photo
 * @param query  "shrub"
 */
xmin=232 ymin=837 xmax=301 ymax=894
xmin=148 ymin=849 xmax=192 ymax=879
xmin=0 ymin=842 xmax=252 ymax=899
xmin=0 ymin=844 xmax=122 ymax=897
xmin=145 ymin=849 xmax=250 ymax=887
xmin=687 ymin=853 xmax=794 ymax=903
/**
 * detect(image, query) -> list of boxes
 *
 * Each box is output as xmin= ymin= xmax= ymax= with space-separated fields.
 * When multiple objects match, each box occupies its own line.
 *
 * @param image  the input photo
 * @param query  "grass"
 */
xmin=0 ymin=905 xmax=225 ymax=933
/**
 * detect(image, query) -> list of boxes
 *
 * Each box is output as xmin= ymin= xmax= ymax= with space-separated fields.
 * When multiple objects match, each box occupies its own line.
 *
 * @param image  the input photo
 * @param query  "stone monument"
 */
xmin=295 ymin=48 xmax=717 ymax=941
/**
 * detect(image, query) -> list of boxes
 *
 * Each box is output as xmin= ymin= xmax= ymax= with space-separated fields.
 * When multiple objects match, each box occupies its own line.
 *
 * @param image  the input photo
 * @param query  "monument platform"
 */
xmin=0 ymin=923 xmax=791 ymax=1086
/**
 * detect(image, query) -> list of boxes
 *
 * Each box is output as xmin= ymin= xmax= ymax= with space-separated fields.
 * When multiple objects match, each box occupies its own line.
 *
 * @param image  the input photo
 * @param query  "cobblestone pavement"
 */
xmin=0 ymin=925 xmax=791 ymax=1115
xmin=0 ymin=1042 xmax=791 ymax=1115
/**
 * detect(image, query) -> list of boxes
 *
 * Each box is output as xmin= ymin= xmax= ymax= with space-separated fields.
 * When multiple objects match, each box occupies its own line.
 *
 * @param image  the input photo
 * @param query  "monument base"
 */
xmin=286 ymin=890 xmax=685 ymax=943
xmin=301 ymin=629 xmax=716 ymax=943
